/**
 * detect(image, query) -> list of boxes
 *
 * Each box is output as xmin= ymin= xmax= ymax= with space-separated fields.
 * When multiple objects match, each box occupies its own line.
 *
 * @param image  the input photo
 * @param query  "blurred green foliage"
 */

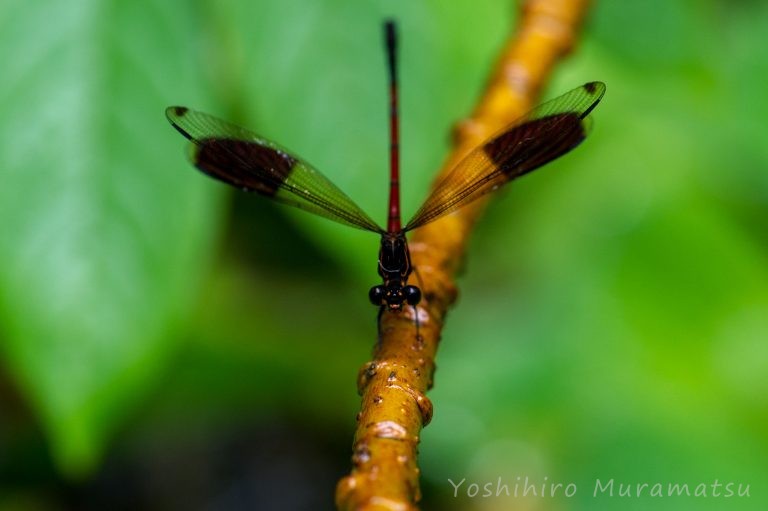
xmin=0 ymin=0 xmax=767 ymax=510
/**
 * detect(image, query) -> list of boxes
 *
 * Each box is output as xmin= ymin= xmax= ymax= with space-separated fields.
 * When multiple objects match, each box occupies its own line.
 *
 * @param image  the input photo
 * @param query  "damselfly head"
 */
xmin=369 ymin=283 xmax=421 ymax=310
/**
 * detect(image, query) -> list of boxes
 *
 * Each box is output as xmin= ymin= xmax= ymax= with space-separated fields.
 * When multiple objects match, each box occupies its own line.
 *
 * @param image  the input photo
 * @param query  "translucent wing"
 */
xmin=166 ymin=107 xmax=384 ymax=233
xmin=404 ymin=82 xmax=606 ymax=231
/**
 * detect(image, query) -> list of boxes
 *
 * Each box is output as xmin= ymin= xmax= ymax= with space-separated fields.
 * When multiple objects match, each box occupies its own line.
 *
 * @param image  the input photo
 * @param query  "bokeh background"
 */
xmin=1 ymin=0 xmax=767 ymax=510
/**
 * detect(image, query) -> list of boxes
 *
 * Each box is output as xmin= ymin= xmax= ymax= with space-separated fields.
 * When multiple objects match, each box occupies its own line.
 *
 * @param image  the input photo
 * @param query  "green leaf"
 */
xmin=0 ymin=0 xmax=220 ymax=475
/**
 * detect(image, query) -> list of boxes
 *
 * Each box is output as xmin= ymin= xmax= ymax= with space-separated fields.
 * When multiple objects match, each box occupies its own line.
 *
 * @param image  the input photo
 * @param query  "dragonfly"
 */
xmin=166 ymin=21 xmax=605 ymax=324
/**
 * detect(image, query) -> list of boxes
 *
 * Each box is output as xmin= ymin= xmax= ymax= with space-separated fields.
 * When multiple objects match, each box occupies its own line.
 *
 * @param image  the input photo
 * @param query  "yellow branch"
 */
xmin=336 ymin=1 xmax=592 ymax=509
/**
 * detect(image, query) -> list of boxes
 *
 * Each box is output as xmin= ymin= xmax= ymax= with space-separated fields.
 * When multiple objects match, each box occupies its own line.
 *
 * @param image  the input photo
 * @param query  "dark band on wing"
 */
xmin=483 ymin=113 xmax=586 ymax=177
xmin=171 ymin=106 xmax=189 ymax=117
xmin=193 ymin=138 xmax=296 ymax=197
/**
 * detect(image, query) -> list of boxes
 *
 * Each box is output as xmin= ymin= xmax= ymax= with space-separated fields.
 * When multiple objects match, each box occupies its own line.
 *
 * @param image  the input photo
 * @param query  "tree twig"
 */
xmin=336 ymin=1 xmax=592 ymax=509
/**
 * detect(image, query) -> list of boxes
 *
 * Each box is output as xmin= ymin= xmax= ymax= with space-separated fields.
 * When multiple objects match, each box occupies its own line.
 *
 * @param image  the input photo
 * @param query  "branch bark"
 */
xmin=336 ymin=1 xmax=592 ymax=509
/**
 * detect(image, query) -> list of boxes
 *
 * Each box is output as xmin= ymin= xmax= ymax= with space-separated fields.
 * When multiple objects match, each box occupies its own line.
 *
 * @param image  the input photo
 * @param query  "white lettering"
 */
xmin=496 ymin=477 xmax=510 ymax=497
xmin=594 ymin=478 xmax=614 ymax=497
xmin=447 ymin=478 xmax=465 ymax=497
xmin=523 ymin=476 xmax=537 ymax=497
xmin=669 ymin=483 xmax=690 ymax=496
